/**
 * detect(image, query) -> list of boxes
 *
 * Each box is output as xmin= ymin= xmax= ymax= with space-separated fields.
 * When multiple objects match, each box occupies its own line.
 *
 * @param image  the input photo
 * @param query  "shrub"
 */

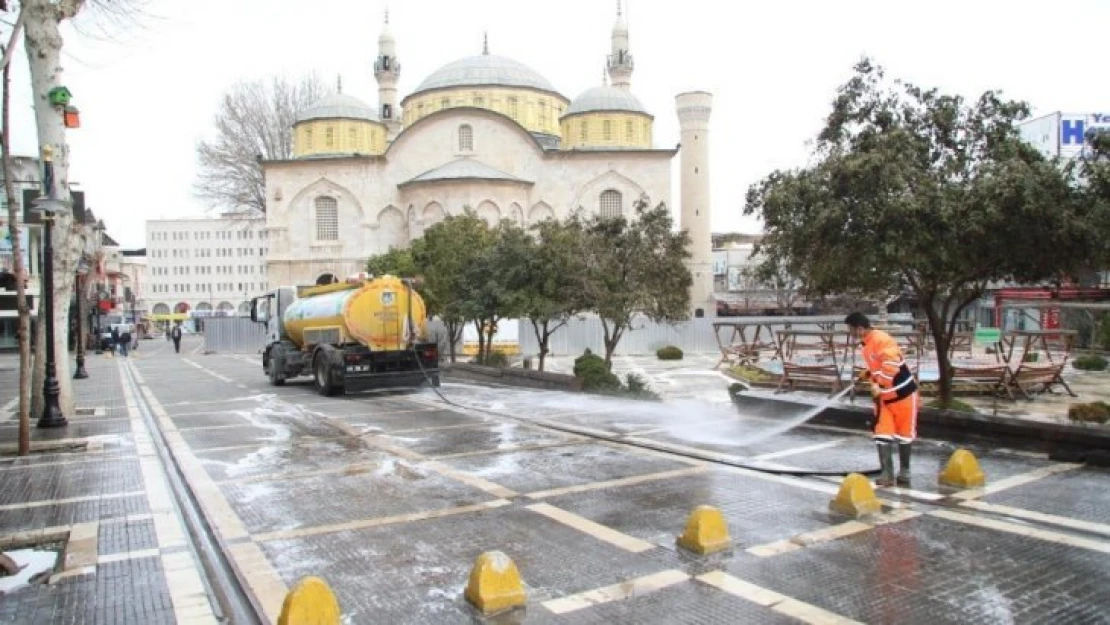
xmin=656 ymin=345 xmax=684 ymax=360
xmin=1067 ymin=402 xmax=1110 ymax=424
xmin=1073 ymin=354 xmax=1108 ymax=372
xmin=573 ymin=349 xmax=621 ymax=392
xmin=624 ymin=373 xmax=660 ymax=400
xmin=470 ymin=351 xmax=509 ymax=368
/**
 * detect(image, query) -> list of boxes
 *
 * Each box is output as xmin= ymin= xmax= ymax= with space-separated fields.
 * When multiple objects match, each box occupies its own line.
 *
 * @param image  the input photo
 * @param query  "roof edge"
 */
xmin=401 ymin=83 xmax=570 ymax=106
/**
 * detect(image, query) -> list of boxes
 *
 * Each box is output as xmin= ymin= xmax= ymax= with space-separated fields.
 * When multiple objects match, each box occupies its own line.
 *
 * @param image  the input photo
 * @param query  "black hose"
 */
xmin=408 ymin=345 xmax=880 ymax=478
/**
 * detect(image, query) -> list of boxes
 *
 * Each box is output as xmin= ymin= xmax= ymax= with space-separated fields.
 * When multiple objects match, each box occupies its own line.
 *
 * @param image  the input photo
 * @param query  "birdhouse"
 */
xmin=48 ymin=86 xmax=72 ymax=106
xmin=63 ymin=106 xmax=80 ymax=129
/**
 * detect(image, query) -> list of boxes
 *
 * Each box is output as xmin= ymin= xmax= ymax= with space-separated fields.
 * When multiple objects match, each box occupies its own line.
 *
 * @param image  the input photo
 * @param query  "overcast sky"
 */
xmin=5 ymin=0 xmax=1108 ymax=248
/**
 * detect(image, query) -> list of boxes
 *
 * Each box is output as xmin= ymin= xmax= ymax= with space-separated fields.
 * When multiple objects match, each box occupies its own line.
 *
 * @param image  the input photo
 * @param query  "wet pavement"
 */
xmin=5 ymin=340 xmax=1109 ymax=624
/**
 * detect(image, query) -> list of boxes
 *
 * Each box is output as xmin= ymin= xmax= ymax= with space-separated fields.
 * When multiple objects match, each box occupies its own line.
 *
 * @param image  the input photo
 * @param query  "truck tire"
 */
xmin=313 ymin=352 xmax=340 ymax=397
xmin=268 ymin=347 xmax=286 ymax=386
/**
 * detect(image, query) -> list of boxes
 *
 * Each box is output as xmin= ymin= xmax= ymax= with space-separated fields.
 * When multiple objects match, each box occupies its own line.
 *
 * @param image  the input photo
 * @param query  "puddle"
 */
xmin=0 ymin=548 xmax=59 ymax=594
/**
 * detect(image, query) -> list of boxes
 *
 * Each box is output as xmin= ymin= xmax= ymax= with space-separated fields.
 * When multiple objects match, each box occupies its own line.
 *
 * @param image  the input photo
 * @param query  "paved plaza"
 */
xmin=1 ymin=339 xmax=1109 ymax=624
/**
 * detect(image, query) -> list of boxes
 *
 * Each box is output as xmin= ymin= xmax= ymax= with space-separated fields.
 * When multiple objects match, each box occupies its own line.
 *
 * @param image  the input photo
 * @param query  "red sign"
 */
xmin=1042 ymin=307 xmax=1060 ymax=329
xmin=97 ymin=299 xmax=113 ymax=312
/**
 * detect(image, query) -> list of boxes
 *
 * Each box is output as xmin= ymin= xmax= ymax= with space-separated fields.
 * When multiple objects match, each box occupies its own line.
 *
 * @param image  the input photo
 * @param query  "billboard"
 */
xmin=1059 ymin=112 xmax=1109 ymax=158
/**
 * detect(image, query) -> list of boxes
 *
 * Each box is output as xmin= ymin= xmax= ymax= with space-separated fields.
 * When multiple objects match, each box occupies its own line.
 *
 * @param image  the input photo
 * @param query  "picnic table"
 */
xmin=996 ymin=329 xmax=1077 ymax=398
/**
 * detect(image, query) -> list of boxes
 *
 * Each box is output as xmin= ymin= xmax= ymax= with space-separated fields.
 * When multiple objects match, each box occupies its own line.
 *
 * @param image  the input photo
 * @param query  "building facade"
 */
xmin=263 ymin=5 xmax=716 ymax=314
xmin=145 ymin=216 xmax=268 ymax=327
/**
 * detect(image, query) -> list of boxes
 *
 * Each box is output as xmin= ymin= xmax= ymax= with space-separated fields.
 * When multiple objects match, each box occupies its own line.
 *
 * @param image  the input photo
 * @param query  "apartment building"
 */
xmin=145 ymin=215 xmax=269 ymax=326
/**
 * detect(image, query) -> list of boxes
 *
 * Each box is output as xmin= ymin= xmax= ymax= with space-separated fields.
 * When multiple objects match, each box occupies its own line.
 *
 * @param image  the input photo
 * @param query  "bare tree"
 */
xmin=10 ymin=0 xmax=146 ymax=417
xmin=2 ymin=17 xmax=31 ymax=454
xmin=195 ymin=74 xmax=332 ymax=214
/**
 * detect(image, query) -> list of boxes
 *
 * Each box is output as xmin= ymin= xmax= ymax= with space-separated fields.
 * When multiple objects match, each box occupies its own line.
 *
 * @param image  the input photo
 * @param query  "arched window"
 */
xmin=580 ymin=120 xmax=588 ymax=141
xmin=458 ymin=124 xmax=474 ymax=152
xmin=600 ymin=190 xmax=622 ymax=219
xmin=315 ymin=197 xmax=339 ymax=241
xmin=325 ymin=126 xmax=334 ymax=148
xmin=603 ymin=120 xmax=612 ymax=141
xmin=626 ymin=120 xmax=634 ymax=142
xmin=348 ymin=127 xmax=357 ymax=148
xmin=305 ymin=128 xmax=313 ymax=150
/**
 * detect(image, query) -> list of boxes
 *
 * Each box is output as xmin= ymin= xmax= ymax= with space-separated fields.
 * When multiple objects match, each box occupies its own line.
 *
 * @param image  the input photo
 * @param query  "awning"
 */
xmin=148 ymin=313 xmax=190 ymax=321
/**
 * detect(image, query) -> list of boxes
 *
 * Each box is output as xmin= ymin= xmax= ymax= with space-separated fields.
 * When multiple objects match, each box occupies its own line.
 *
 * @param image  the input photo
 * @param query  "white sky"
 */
xmin=5 ymin=0 xmax=1108 ymax=248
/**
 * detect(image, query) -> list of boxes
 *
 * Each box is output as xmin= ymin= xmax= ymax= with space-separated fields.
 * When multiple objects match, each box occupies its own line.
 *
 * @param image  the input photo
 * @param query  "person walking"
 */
xmin=110 ymin=326 xmax=120 ymax=357
xmin=171 ymin=323 xmax=183 ymax=354
xmin=846 ymin=312 xmax=920 ymax=487
xmin=119 ymin=328 xmax=131 ymax=357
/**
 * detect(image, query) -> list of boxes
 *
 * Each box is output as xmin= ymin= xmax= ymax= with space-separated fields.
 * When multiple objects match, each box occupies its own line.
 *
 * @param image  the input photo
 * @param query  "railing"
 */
xmin=202 ymin=317 xmax=267 ymax=353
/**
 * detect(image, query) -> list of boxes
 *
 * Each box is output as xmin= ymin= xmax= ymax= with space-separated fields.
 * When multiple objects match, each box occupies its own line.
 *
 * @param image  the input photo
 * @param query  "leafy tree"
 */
xmin=744 ymin=59 xmax=1099 ymax=406
xmin=1074 ymin=130 xmax=1110 ymax=268
xmin=460 ymin=220 xmax=529 ymax=363
xmin=365 ymin=246 xmax=419 ymax=280
xmin=413 ymin=210 xmax=492 ymax=362
xmin=577 ymin=198 xmax=692 ymax=367
xmin=521 ymin=218 xmax=587 ymax=371
xmin=746 ymin=248 xmax=804 ymax=315
xmin=196 ymin=73 xmax=331 ymax=214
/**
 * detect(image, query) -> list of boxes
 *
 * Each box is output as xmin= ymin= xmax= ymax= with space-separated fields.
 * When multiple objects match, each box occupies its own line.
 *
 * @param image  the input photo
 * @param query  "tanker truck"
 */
xmin=248 ymin=276 xmax=440 ymax=396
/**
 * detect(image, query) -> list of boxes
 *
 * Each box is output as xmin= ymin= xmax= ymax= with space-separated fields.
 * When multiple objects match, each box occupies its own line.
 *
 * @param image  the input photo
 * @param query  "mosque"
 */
xmin=261 ymin=4 xmax=715 ymax=315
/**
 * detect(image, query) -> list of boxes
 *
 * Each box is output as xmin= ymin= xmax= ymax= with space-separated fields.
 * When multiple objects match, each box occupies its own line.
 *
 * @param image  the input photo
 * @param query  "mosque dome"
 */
xmin=295 ymin=93 xmax=380 ymax=124
xmin=412 ymin=54 xmax=560 ymax=95
xmin=563 ymin=85 xmax=648 ymax=117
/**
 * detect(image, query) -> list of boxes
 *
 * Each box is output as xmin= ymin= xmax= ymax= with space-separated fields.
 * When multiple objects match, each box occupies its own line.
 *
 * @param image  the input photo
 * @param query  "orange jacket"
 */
xmin=861 ymin=329 xmax=917 ymax=403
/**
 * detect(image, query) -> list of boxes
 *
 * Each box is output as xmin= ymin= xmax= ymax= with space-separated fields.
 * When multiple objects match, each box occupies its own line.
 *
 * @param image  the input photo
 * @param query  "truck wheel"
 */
xmin=313 ymin=354 xmax=339 ymax=397
xmin=268 ymin=349 xmax=286 ymax=386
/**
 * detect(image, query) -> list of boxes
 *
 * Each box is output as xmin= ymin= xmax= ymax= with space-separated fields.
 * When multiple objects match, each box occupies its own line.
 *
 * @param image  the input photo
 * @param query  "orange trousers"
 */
xmin=873 ymin=392 xmax=919 ymax=443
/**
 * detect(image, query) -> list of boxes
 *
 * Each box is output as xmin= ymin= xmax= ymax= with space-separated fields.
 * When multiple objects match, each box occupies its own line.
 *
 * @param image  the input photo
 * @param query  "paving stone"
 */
xmin=983 ymin=466 xmax=1110 ymax=526
xmin=168 ymin=411 xmax=255 ymax=429
xmin=0 ymin=494 xmax=149 ymax=535
xmin=220 ymin=460 xmax=498 ymax=534
xmin=383 ymin=421 xmax=577 ymax=457
xmin=541 ymin=467 xmax=839 ymax=550
xmin=441 ymin=442 xmax=692 ymax=494
xmin=177 ymin=423 xmax=328 ymax=450
xmin=259 ymin=505 xmax=676 ymax=625
xmin=194 ymin=437 xmax=395 ymax=482
xmin=97 ymin=518 xmax=158 ymax=555
xmin=0 ymin=458 xmax=144 ymax=506
xmin=724 ymin=514 xmax=1110 ymax=624
xmin=333 ymin=408 xmax=491 ymax=434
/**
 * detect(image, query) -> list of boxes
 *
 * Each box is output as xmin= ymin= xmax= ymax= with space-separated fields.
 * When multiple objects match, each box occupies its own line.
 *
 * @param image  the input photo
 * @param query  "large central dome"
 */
xmin=413 ymin=54 xmax=560 ymax=95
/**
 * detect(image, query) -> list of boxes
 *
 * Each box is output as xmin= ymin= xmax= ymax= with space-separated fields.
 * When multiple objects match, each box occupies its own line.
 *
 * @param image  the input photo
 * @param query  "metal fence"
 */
xmin=515 ymin=315 xmax=719 ymax=356
xmin=203 ymin=317 xmax=267 ymax=353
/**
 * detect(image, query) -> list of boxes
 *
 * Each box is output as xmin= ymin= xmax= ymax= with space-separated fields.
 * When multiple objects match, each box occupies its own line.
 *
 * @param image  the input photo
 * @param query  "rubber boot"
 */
xmin=875 ymin=443 xmax=895 ymax=487
xmin=897 ymin=443 xmax=912 ymax=486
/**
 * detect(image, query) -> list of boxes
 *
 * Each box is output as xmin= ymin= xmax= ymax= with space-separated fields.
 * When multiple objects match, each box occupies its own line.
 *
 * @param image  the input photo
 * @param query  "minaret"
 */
xmin=676 ymin=91 xmax=714 ymax=315
xmin=607 ymin=1 xmax=633 ymax=90
xmin=374 ymin=8 xmax=401 ymax=138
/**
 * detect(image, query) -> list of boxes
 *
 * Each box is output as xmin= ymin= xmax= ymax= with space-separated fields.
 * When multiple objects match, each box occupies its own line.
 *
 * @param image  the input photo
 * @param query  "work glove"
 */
xmin=858 ymin=369 xmax=872 ymax=382
xmin=870 ymin=383 xmax=882 ymax=399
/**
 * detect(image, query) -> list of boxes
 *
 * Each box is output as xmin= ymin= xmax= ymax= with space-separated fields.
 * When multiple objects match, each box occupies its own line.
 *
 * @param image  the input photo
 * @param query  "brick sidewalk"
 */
xmin=0 ymin=353 xmax=217 ymax=625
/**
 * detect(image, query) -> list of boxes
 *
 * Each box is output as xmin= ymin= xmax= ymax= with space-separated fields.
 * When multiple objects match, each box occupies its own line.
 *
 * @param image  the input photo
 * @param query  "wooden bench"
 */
xmin=776 ymin=362 xmax=843 ymax=397
xmin=951 ymin=364 xmax=1012 ymax=399
xmin=1009 ymin=362 xmax=1074 ymax=398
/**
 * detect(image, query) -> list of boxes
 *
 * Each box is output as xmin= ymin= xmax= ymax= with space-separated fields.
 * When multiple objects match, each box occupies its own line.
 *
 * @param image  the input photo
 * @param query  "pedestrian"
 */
xmin=171 ymin=323 xmax=182 ymax=354
xmin=110 ymin=327 xmax=120 ymax=356
xmin=119 ymin=328 xmax=131 ymax=357
xmin=846 ymin=312 xmax=919 ymax=487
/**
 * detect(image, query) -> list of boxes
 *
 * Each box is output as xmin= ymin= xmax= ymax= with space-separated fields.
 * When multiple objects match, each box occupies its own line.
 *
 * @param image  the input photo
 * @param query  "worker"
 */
xmin=846 ymin=312 xmax=919 ymax=487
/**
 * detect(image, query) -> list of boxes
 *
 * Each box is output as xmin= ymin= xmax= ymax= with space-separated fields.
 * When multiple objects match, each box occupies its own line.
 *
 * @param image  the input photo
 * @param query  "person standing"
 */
xmin=171 ymin=323 xmax=183 ymax=354
xmin=846 ymin=312 xmax=919 ymax=487
xmin=110 ymin=326 xmax=120 ymax=356
xmin=119 ymin=328 xmax=131 ymax=357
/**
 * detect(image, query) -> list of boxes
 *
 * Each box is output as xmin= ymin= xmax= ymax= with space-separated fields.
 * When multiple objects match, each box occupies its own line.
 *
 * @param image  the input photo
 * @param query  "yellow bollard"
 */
xmin=676 ymin=505 xmax=732 ymax=555
xmin=829 ymin=473 xmax=882 ymax=518
xmin=277 ymin=576 xmax=341 ymax=625
xmin=938 ymin=449 xmax=986 ymax=488
xmin=464 ymin=550 xmax=526 ymax=615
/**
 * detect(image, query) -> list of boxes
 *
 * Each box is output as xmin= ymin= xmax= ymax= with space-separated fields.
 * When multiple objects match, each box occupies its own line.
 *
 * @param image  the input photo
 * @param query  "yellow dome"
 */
xmin=293 ymin=94 xmax=388 ymax=157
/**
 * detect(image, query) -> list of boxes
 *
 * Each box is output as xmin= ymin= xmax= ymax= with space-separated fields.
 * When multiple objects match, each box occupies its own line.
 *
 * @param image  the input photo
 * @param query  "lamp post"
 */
xmin=73 ymin=257 xmax=89 ymax=379
xmin=34 ymin=146 xmax=68 ymax=429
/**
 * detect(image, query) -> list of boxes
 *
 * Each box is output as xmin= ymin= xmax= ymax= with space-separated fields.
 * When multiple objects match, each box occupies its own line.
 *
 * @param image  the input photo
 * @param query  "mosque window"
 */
xmin=580 ymin=120 xmax=588 ymax=141
xmin=348 ymin=128 xmax=357 ymax=147
xmin=441 ymin=98 xmax=450 ymax=110
xmin=458 ymin=124 xmax=474 ymax=152
xmin=418 ymin=103 xmax=425 ymax=117
xmin=315 ymin=197 xmax=339 ymax=241
xmin=603 ymin=120 xmax=612 ymax=141
xmin=305 ymin=129 xmax=313 ymax=150
xmin=474 ymin=94 xmax=484 ymax=107
xmin=325 ymin=127 xmax=334 ymax=148
xmin=538 ymin=101 xmax=548 ymax=127
xmin=626 ymin=120 xmax=634 ymax=142
xmin=599 ymin=190 xmax=622 ymax=219
xmin=507 ymin=97 xmax=518 ymax=120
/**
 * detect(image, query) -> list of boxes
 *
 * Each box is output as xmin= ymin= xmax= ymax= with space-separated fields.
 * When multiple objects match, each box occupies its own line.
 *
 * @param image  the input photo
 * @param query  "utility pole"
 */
xmin=34 ymin=145 xmax=67 ymax=428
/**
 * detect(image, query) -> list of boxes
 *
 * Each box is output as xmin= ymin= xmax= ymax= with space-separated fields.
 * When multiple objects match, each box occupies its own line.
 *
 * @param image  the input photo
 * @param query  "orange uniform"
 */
xmin=861 ymin=329 xmax=919 ymax=443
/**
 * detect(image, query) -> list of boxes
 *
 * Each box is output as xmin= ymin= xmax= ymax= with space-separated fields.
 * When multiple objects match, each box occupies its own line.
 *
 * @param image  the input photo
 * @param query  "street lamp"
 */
xmin=33 ymin=146 xmax=68 ymax=429
xmin=72 ymin=212 xmax=98 ymax=380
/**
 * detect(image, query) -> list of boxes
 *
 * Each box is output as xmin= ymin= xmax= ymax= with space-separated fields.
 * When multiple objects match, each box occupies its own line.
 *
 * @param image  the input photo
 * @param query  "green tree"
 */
xmin=521 ymin=218 xmax=587 ymax=371
xmin=1075 ymin=131 xmax=1110 ymax=268
xmin=744 ymin=59 xmax=1098 ymax=406
xmin=578 ymin=198 xmax=692 ymax=367
xmin=460 ymin=220 xmax=529 ymax=363
xmin=414 ymin=210 xmax=492 ymax=362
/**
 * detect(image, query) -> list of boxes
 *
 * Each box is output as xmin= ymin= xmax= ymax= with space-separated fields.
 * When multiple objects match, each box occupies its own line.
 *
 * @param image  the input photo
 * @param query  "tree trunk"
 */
xmin=599 ymin=318 xmax=624 ymax=369
xmin=1 ymin=55 xmax=32 ymax=455
xmin=25 ymin=0 xmax=81 ymax=415
xmin=530 ymin=319 xmax=551 ymax=372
